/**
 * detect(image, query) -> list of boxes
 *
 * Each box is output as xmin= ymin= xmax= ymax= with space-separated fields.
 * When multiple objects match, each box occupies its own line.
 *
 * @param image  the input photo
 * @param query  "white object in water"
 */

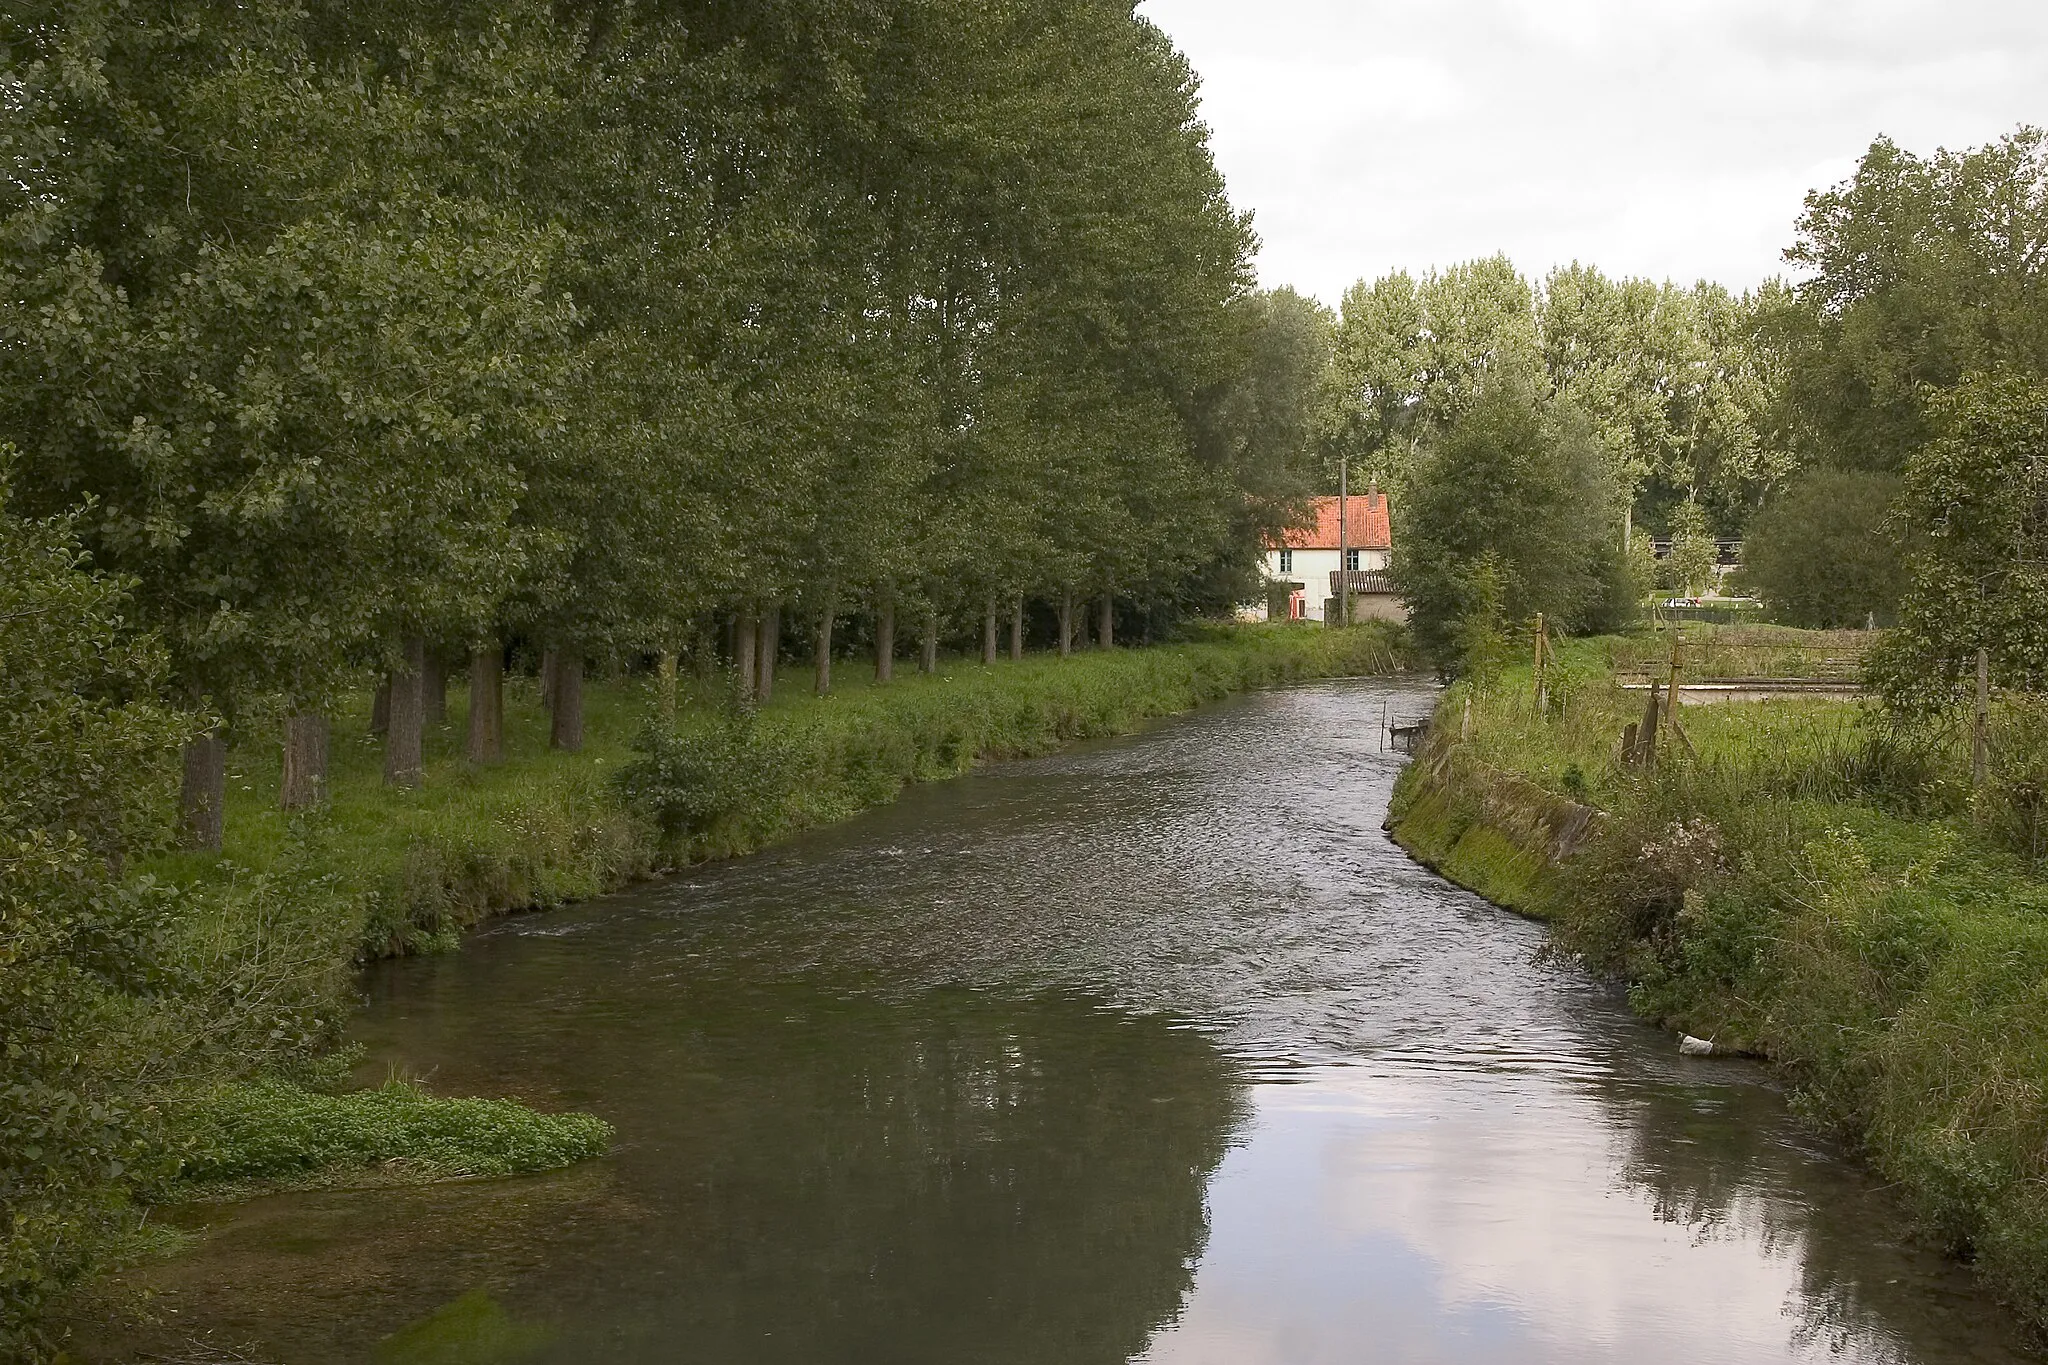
xmin=1679 ymin=1034 xmax=1715 ymax=1057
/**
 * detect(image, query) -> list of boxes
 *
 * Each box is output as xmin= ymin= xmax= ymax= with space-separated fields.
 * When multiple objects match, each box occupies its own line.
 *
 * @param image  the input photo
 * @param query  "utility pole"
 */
xmin=1337 ymin=460 xmax=1350 ymax=628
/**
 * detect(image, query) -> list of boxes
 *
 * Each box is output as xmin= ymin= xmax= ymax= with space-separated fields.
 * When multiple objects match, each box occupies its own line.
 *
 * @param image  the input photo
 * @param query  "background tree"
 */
xmin=1871 ymin=370 xmax=2048 ymax=715
xmin=1735 ymin=469 xmax=1901 ymax=628
xmin=1665 ymin=498 xmax=1719 ymax=597
xmin=1392 ymin=380 xmax=1626 ymax=672
xmin=1774 ymin=129 xmax=2048 ymax=478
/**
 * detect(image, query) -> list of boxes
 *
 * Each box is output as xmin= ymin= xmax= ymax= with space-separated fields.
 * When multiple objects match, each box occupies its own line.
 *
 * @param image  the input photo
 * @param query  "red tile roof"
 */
xmin=1271 ymin=494 xmax=1392 ymax=551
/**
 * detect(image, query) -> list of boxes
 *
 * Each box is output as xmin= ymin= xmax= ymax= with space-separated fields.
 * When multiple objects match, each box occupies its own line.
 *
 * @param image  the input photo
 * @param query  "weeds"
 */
xmin=166 ymin=1077 xmax=613 ymax=1196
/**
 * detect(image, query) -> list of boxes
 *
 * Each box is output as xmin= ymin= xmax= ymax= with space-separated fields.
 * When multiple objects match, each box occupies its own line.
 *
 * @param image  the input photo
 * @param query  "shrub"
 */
xmin=0 ymin=466 xmax=195 ymax=1356
xmin=615 ymin=706 xmax=801 ymax=850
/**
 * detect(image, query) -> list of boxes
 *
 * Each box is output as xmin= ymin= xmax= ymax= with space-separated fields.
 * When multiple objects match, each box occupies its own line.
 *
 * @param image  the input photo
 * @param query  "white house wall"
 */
xmin=1253 ymin=549 xmax=1391 ymax=622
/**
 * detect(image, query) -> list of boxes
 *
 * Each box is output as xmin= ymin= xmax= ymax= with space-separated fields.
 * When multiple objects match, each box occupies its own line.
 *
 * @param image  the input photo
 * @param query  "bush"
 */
xmin=1735 ymin=468 xmax=1901 ymax=629
xmin=615 ymin=706 xmax=801 ymax=850
xmin=0 ymin=466 xmax=195 ymax=1357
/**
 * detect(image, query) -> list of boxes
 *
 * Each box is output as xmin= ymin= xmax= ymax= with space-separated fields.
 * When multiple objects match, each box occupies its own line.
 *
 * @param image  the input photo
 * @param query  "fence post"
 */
xmin=1666 ymin=627 xmax=1683 ymax=726
xmin=1533 ymin=613 xmax=1548 ymax=715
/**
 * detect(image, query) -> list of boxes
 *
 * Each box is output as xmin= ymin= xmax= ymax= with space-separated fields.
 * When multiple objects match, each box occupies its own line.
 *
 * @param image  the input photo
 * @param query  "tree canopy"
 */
xmin=2 ymin=0 xmax=1311 ymax=828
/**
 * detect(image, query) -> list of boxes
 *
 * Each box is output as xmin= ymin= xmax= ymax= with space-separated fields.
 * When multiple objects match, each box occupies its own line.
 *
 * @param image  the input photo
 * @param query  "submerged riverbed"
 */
xmin=88 ymin=681 xmax=2032 ymax=1364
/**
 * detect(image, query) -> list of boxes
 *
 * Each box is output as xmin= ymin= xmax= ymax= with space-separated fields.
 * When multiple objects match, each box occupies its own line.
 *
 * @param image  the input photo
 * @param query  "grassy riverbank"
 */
xmin=1388 ymin=629 xmax=2048 ymax=1332
xmin=157 ymin=623 xmax=1410 ymax=959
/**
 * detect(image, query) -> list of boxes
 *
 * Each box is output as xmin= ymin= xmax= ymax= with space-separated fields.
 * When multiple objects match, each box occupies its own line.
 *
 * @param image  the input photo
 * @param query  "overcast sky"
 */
xmin=1138 ymin=0 xmax=2048 ymax=304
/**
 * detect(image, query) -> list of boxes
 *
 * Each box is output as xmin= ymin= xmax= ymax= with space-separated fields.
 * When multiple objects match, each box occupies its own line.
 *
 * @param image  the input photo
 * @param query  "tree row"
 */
xmin=3 ymin=0 xmax=1318 ymax=844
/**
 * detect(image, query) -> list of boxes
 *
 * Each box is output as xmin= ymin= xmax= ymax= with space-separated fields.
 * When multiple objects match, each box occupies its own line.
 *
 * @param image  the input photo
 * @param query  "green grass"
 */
xmin=169 ymin=1077 xmax=614 ymax=1198
xmin=1390 ymin=627 xmax=2048 ymax=1333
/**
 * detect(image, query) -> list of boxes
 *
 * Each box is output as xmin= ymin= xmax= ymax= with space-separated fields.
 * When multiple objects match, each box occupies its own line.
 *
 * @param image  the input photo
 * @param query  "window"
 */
xmin=1278 ymin=549 xmax=1293 ymax=573
xmin=1345 ymin=549 xmax=1361 ymax=572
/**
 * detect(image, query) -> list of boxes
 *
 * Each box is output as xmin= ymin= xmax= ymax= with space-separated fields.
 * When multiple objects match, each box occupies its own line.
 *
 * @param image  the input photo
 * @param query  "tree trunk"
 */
xmin=694 ymin=622 xmax=719 ymax=682
xmin=876 ymin=597 xmax=896 ymax=684
xmin=468 ymin=644 xmax=504 ymax=764
xmin=982 ymin=599 xmax=998 ymax=664
xmin=657 ymin=648 xmax=679 ymax=725
xmin=1097 ymin=594 xmax=1114 ymax=650
xmin=814 ymin=588 xmax=838 ymax=696
xmin=921 ymin=611 xmax=939 ymax=674
xmin=758 ymin=605 xmax=780 ymax=704
xmin=550 ymin=648 xmax=584 ymax=752
xmin=540 ymin=647 xmax=560 ymax=713
xmin=385 ymin=635 xmax=426 ymax=787
xmin=280 ymin=713 xmax=329 ymax=809
xmin=1009 ymin=597 xmax=1024 ymax=661
xmin=181 ymin=729 xmax=227 ymax=851
xmin=371 ymin=679 xmax=391 ymax=735
xmin=1059 ymin=589 xmax=1073 ymax=659
xmin=422 ymin=649 xmax=447 ymax=726
xmin=1974 ymin=646 xmax=1990 ymax=788
xmin=735 ymin=610 xmax=758 ymax=701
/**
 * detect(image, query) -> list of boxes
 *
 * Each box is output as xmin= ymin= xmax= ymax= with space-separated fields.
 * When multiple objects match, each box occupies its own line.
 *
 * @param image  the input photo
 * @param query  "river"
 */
xmin=91 ymin=680 xmax=2033 ymax=1364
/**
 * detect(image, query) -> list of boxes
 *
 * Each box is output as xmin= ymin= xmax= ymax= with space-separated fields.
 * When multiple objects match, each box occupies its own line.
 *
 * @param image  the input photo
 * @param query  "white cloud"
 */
xmin=1140 ymin=0 xmax=2048 ymax=301
xmin=1135 ymin=1072 xmax=1913 ymax=1365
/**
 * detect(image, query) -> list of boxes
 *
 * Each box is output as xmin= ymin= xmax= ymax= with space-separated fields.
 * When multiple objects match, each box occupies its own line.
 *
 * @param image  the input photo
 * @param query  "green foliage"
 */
xmin=0 ymin=466 xmax=194 ymax=1356
xmin=1392 ymin=380 xmax=1626 ymax=671
xmin=171 ymin=1077 xmax=611 ymax=1192
xmin=1775 ymin=128 xmax=2048 ymax=478
xmin=616 ymin=708 xmax=801 ymax=850
xmin=1975 ymin=696 xmax=2048 ymax=864
xmin=1735 ymin=468 xmax=1901 ymax=627
xmin=1324 ymin=257 xmax=1781 ymax=534
xmin=1450 ymin=555 xmax=1510 ymax=686
xmin=1664 ymin=498 xmax=1718 ymax=598
xmin=1 ymin=0 xmax=1273 ymax=714
xmin=1874 ymin=370 xmax=2048 ymax=716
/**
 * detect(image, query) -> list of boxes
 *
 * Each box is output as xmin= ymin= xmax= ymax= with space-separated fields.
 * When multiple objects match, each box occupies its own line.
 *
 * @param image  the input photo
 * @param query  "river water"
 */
xmin=94 ymin=680 xmax=2033 ymax=1364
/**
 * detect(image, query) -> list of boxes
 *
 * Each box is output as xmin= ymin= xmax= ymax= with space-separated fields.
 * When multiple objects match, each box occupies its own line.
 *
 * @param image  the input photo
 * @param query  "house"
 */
xmin=1250 ymin=492 xmax=1406 ymax=624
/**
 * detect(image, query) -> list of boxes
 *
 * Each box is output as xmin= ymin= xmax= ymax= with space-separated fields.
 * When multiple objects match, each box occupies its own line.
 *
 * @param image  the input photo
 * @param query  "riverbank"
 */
xmin=156 ymin=624 xmax=1411 ymax=961
xmin=1386 ymin=632 xmax=2048 ymax=1335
